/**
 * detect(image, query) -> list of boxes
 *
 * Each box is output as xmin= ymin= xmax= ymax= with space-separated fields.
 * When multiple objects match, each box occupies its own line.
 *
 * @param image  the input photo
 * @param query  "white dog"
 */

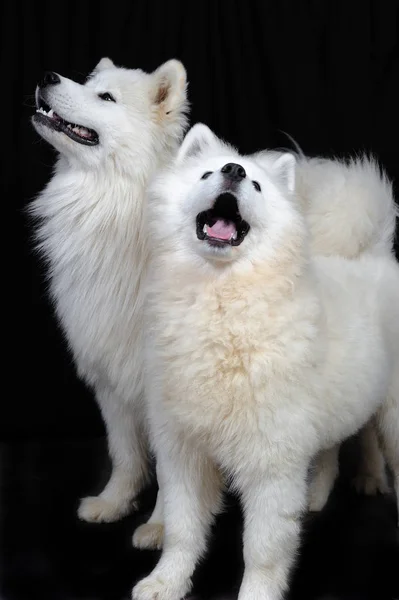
xmin=133 ymin=141 xmax=393 ymax=552
xmin=30 ymin=57 xmax=188 ymax=523
xmin=132 ymin=124 xmax=399 ymax=600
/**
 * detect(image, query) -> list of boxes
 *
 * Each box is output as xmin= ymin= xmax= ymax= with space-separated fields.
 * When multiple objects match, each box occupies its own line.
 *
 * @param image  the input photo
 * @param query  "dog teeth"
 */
xmin=36 ymin=109 xmax=94 ymax=140
xmin=231 ymin=231 xmax=238 ymax=240
xmin=203 ymin=224 xmax=208 ymax=233
xmin=36 ymin=106 xmax=55 ymax=118
xmin=70 ymin=125 xmax=90 ymax=138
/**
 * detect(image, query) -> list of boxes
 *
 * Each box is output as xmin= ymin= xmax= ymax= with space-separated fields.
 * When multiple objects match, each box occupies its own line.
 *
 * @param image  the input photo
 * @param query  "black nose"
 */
xmin=40 ymin=71 xmax=61 ymax=87
xmin=221 ymin=163 xmax=246 ymax=181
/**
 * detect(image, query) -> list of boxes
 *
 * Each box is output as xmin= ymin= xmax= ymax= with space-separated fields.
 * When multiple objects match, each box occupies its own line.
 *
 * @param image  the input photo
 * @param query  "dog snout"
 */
xmin=40 ymin=71 xmax=61 ymax=88
xmin=221 ymin=163 xmax=246 ymax=181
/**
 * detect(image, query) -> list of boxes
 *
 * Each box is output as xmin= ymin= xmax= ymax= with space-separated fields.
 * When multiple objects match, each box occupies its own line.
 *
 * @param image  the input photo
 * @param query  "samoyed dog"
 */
xmin=30 ymin=57 xmax=188 ymax=523
xmin=132 ymin=124 xmax=398 ymax=600
xmin=132 ymin=138 xmax=394 ymax=551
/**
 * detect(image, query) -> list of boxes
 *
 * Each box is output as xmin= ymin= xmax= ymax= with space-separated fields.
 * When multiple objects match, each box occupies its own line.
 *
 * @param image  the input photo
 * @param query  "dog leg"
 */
xmin=132 ymin=444 xmax=222 ymax=600
xmin=237 ymin=464 xmax=308 ymax=600
xmin=377 ymin=389 xmax=399 ymax=526
xmin=78 ymin=387 xmax=148 ymax=523
xmin=133 ymin=467 xmax=164 ymax=550
xmin=308 ymin=445 xmax=340 ymax=512
xmin=353 ymin=417 xmax=389 ymax=495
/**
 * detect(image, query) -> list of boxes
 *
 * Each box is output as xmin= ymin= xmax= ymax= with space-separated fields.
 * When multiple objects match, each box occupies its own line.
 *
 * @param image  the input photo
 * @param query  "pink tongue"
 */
xmin=207 ymin=219 xmax=236 ymax=240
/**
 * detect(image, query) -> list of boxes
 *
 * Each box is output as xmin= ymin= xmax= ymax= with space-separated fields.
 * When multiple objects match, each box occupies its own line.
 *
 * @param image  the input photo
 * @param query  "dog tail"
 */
xmin=295 ymin=155 xmax=398 ymax=258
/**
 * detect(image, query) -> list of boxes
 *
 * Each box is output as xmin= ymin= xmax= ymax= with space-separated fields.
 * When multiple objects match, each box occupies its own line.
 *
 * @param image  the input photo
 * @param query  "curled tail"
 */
xmin=295 ymin=155 xmax=398 ymax=259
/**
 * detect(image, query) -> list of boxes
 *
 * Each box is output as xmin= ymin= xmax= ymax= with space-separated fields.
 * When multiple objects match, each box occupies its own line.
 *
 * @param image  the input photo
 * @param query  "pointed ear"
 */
xmin=176 ymin=124 xmax=220 ymax=163
xmin=272 ymin=153 xmax=296 ymax=193
xmin=92 ymin=57 xmax=115 ymax=73
xmin=151 ymin=59 xmax=187 ymax=114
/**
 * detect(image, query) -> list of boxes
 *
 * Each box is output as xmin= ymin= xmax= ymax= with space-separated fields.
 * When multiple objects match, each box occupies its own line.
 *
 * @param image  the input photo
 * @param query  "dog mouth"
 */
xmin=33 ymin=95 xmax=99 ymax=146
xmin=196 ymin=193 xmax=250 ymax=247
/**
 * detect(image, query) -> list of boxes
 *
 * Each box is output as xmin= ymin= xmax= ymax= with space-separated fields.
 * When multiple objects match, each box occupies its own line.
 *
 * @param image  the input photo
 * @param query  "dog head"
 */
xmin=149 ymin=124 xmax=303 ymax=269
xmin=32 ymin=58 xmax=188 ymax=172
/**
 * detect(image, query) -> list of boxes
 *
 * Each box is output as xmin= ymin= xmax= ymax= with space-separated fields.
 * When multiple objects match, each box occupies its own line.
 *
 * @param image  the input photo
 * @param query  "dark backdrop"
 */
xmin=6 ymin=0 xmax=399 ymax=440
xmin=2 ymin=2 xmax=399 ymax=600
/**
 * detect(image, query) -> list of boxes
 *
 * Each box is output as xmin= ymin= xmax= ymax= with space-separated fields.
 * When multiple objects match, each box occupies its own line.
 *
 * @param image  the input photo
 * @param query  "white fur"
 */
xmin=295 ymin=154 xmax=398 ymax=259
xmin=30 ymin=58 xmax=188 ymax=522
xmin=287 ymin=154 xmax=398 ymax=507
xmin=133 ymin=133 xmax=396 ymax=549
xmin=132 ymin=125 xmax=399 ymax=600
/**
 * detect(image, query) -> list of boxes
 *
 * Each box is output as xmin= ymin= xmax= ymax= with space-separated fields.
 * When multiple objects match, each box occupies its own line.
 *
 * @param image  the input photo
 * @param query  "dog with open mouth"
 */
xmin=30 ymin=57 xmax=188 ymax=524
xmin=132 ymin=124 xmax=399 ymax=600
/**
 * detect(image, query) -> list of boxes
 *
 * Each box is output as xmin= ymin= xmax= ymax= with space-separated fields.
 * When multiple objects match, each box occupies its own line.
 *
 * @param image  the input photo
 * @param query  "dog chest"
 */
xmin=153 ymin=281 xmax=315 ymax=450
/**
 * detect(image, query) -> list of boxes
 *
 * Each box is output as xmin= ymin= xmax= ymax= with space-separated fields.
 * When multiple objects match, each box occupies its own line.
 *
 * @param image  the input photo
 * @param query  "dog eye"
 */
xmin=253 ymin=181 xmax=261 ymax=192
xmin=201 ymin=172 xmax=213 ymax=180
xmin=98 ymin=92 xmax=116 ymax=102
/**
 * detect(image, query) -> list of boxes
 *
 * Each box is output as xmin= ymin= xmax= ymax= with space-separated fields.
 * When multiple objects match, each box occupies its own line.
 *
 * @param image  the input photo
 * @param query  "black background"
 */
xmin=3 ymin=1 xmax=399 ymax=599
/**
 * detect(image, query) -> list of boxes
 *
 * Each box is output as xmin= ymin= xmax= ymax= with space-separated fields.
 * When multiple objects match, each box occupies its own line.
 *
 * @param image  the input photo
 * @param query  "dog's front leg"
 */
xmin=132 ymin=439 xmax=223 ymax=600
xmin=78 ymin=386 xmax=149 ymax=523
xmin=133 ymin=461 xmax=165 ymax=550
xmin=237 ymin=463 xmax=308 ymax=600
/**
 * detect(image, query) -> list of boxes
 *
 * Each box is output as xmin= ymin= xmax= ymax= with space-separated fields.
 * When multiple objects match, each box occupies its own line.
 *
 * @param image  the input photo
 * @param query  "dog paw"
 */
xmin=353 ymin=471 xmax=390 ymax=496
xmin=78 ymin=495 xmax=136 ymax=523
xmin=132 ymin=575 xmax=187 ymax=600
xmin=133 ymin=523 xmax=164 ymax=550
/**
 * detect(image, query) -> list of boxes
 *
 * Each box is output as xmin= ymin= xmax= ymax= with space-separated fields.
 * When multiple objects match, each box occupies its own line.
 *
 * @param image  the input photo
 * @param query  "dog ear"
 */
xmin=253 ymin=151 xmax=296 ymax=193
xmin=272 ymin=153 xmax=296 ymax=193
xmin=151 ymin=59 xmax=187 ymax=115
xmin=176 ymin=124 xmax=220 ymax=163
xmin=91 ymin=57 xmax=115 ymax=75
